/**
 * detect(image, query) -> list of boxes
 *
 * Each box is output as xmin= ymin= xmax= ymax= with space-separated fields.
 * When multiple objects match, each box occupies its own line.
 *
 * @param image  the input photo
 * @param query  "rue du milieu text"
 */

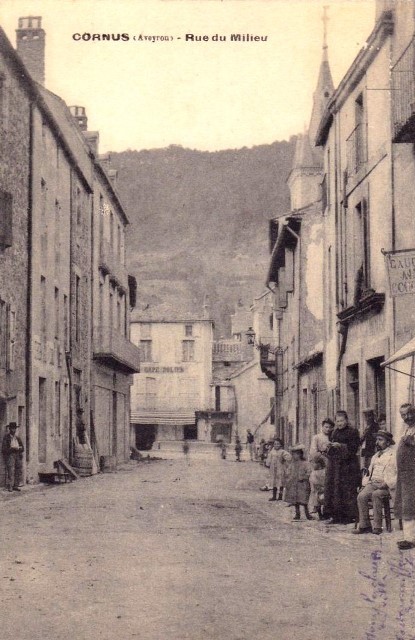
xmin=183 ymin=34 xmax=268 ymax=42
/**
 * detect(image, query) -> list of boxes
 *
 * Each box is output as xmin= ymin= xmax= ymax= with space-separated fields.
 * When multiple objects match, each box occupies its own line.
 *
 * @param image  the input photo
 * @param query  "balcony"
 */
xmin=93 ymin=325 xmax=140 ymax=374
xmin=392 ymin=38 xmax=415 ymax=143
xmin=337 ymin=290 xmax=385 ymax=324
xmin=346 ymin=123 xmax=367 ymax=175
xmin=259 ymin=344 xmax=276 ymax=381
xmin=99 ymin=239 xmax=128 ymax=291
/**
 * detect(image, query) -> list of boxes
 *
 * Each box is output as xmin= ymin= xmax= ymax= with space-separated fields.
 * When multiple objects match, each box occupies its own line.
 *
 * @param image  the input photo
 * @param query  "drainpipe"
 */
xmin=285 ymin=225 xmax=301 ymax=444
xmin=25 ymin=103 xmax=34 ymax=475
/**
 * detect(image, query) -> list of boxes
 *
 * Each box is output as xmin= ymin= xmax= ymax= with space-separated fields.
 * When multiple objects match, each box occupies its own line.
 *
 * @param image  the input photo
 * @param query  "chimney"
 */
xmin=98 ymin=153 xmax=111 ymax=168
xmin=108 ymin=169 xmax=118 ymax=189
xmin=16 ymin=16 xmax=45 ymax=85
xmin=203 ymin=294 xmax=211 ymax=319
xmin=83 ymin=131 xmax=99 ymax=156
xmin=375 ymin=0 xmax=393 ymax=21
xmin=69 ymin=105 xmax=88 ymax=131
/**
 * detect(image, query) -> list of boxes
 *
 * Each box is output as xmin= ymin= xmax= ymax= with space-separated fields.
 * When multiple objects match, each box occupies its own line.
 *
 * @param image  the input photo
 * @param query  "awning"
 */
xmin=130 ymin=410 xmax=196 ymax=426
xmin=382 ymin=336 xmax=415 ymax=367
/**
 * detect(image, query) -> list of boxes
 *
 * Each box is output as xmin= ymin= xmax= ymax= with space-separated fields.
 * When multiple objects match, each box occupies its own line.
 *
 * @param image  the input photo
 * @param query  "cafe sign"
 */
xmin=384 ymin=249 xmax=415 ymax=296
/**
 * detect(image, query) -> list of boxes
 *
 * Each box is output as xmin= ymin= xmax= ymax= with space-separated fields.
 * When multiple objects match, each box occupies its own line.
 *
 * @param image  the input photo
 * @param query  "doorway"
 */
xmin=183 ymin=424 xmax=197 ymax=440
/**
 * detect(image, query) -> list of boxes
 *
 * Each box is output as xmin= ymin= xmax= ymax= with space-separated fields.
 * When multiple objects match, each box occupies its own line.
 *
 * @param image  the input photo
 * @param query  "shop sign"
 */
xmin=384 ymin=249 xmax=415 ymax=296
xmin=142 ymin=366 xmax=185 ymax=373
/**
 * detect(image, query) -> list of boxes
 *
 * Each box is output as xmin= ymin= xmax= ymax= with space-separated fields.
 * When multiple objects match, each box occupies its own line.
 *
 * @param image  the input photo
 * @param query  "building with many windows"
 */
xmin=0 ymin=25 xmax=31 ymax=483
xmin=313 ymin=3 xmax=415 ymax=439
xmin=130 ymin=315 xmax=213 ymax=448
xmin=0 ymin=17 xmax=140 ymax=484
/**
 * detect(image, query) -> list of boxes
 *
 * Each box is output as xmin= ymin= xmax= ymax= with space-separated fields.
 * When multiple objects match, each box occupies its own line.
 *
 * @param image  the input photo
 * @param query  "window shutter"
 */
xmin=0 ymin=190 xmax=13 ymax=248
xmin=7 ymin=305 xmax=16 ymax=371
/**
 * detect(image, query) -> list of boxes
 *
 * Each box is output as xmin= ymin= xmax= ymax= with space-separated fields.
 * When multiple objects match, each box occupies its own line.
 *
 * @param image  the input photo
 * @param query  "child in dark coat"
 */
xmin=285 ymin=444 xmax=312 ymax=520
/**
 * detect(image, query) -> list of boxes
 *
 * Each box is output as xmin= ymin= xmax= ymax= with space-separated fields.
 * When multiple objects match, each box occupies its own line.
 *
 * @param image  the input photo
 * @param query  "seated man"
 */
xmin=353 ymin=430 xmax=396 ymax=535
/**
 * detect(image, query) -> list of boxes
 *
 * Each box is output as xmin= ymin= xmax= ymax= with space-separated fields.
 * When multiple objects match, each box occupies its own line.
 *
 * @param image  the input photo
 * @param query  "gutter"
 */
xmin=25 ymin=102 xmax=34 ymax=469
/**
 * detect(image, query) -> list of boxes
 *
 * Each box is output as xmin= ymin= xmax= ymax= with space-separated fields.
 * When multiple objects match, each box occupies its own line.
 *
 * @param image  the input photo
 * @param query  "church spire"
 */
xmin=308 ymin=5 xmax=334 ymax=147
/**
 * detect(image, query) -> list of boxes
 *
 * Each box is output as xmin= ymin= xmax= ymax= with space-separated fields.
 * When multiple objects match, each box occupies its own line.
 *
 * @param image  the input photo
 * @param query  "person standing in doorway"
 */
xmin=395 ymin=403 xmax=415 ymax=550
xmin=360 ymin=410 xmax=379 ymax=470
xmin=2 ymin=422 xmax=24 ymax=492
xmin=324 ymin=410 xmax=361 ymax=525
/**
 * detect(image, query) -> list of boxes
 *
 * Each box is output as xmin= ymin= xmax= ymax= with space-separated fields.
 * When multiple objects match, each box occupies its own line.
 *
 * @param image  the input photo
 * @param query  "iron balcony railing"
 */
xmin=346 ymin=123 xmax=367 ymax=175
xmin=93 ymin=325 xmax=140 ymax=373
xmin=391 ymin=37 xmax=415 ymax=142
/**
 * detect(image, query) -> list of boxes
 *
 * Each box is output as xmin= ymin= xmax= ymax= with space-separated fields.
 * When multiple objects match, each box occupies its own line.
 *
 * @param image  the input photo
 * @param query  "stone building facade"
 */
xmin=315 ymin=3 xmax=415 ymax=438
xmin=0 ymin=18 xmax=139 ymax=484
xmin=0 ymin=28 xmax=31 ymax=483
xmin=264 ymin=37 xmax=333 ymax=449
xmin=130 ymin=317 xmax=213 ymax=448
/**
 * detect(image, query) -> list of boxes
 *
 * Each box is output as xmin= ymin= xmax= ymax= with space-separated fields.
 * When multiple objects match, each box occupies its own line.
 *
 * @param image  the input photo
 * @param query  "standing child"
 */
xmin=309 ymin=455 xmax=326 ymax=520
xmin=266 ymin=438 xmax=291 ymax=500
xmin=285 ymin=445 xmax=312 ymax=520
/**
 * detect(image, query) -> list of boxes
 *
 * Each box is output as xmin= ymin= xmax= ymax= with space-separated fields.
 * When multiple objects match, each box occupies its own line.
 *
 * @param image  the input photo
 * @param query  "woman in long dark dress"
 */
xmin=324 ymin=410 xmax=361 ymax=524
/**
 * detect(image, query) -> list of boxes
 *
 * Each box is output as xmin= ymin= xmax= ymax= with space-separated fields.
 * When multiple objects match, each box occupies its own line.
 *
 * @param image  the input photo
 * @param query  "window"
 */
xmin=346 ymin=364 xmax=360 ymax=429
xmin=346 ymin=92 xmax=367 ymax=174
xmin=0 ymin=73 xmax=7 ymax=128
xmin=185 ymin=324 xmax=193 ymax=337
xmin=140 ymin=340 xmax=152 ymax=362
xmin=0 ymin=189 xmax=12 ymax=249
xmin=63 ymin=294 xmax=68 ymax=348
xmin=366 ymin=357 xmax=386 ymax=420
xmin=182 ymin=340 xmax=195 ymax=362
xmin=145 ymin=377 xmax=157 ymax=409
xmin=40 ymin=276 xmax=46 ymax=338
xmin=0 ymin=299 xmax=7 ymax=368
xmin=75 ymin=275 xmax=80 ymax=342
xmin=7 ymin=306 xmax=15 ymax=371
xmin=76 ymin=187 xmax=82 ymax=225
xmin=270 ymin=397 xmax=275 ymax=425
xmin=54 ymin=287 xmax=59 ymax=339
xmin=141 ymin=323 xmax=152 ymax=339
xmin=353 ymin=199 xmax=370 ymax=304
xmin=55 ymin=200 xmax=60 ymax=269
xmin=55 ymin=381 xmax=61 ymax=436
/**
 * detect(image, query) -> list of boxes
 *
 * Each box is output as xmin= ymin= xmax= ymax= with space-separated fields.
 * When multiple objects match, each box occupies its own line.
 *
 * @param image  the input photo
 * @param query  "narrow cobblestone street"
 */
xmin=1 ymin=452 xmax=414 ymax=640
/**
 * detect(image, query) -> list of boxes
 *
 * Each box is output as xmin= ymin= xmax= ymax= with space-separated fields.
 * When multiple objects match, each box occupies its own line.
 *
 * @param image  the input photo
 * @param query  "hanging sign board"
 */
xmin=384 ymin=249 xmax=415 ymax=296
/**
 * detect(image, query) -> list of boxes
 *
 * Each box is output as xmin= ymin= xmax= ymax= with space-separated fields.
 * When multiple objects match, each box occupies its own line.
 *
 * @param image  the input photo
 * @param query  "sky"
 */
xmin=1 ymin=0 xmax=375 ymax=153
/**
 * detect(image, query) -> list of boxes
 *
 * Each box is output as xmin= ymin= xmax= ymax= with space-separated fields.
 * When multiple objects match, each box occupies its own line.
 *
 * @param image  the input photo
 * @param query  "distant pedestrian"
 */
xmin=285 ymin=445 xmax=312 ymax=520
xmin=258 ymin=439 xmax=267 ymax=465
xmin=266 ymin=438 xmax=291 ymax=501
xmin=235 ymin=437 xmax=242 ymax=462
xmin=220 ymin=441 xmax=227 ymax=460
xmin=247 ymin=429 xmax=256 ymax=461
xmin=2 ymin=422 xmax=24 ymax=492
xmin=182 ymin=440 xmax=190 ymax=466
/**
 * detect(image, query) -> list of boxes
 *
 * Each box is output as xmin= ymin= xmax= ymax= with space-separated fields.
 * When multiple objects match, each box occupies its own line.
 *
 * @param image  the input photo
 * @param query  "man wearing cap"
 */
xmin=395 ymin=403 xmax=415 ymax=550
xmin=2 ymin=423 xmax=24 ymax=492
xmin=353 ymin=430 xmax=396 ymax=535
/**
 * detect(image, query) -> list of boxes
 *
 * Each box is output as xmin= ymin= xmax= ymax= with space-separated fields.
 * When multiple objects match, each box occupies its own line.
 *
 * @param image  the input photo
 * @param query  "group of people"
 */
xmin=253 ymin=404 xmax=415 ymax=551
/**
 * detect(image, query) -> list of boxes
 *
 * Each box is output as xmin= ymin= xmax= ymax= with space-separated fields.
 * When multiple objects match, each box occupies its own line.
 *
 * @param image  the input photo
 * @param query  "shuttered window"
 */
xmin=0 ymin=190 xmax=12 ymax=248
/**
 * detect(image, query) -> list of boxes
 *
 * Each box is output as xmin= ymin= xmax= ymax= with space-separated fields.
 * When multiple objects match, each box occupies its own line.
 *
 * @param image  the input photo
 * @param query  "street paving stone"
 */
xmin=0 ymin=453 xmax=414 ymax=640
